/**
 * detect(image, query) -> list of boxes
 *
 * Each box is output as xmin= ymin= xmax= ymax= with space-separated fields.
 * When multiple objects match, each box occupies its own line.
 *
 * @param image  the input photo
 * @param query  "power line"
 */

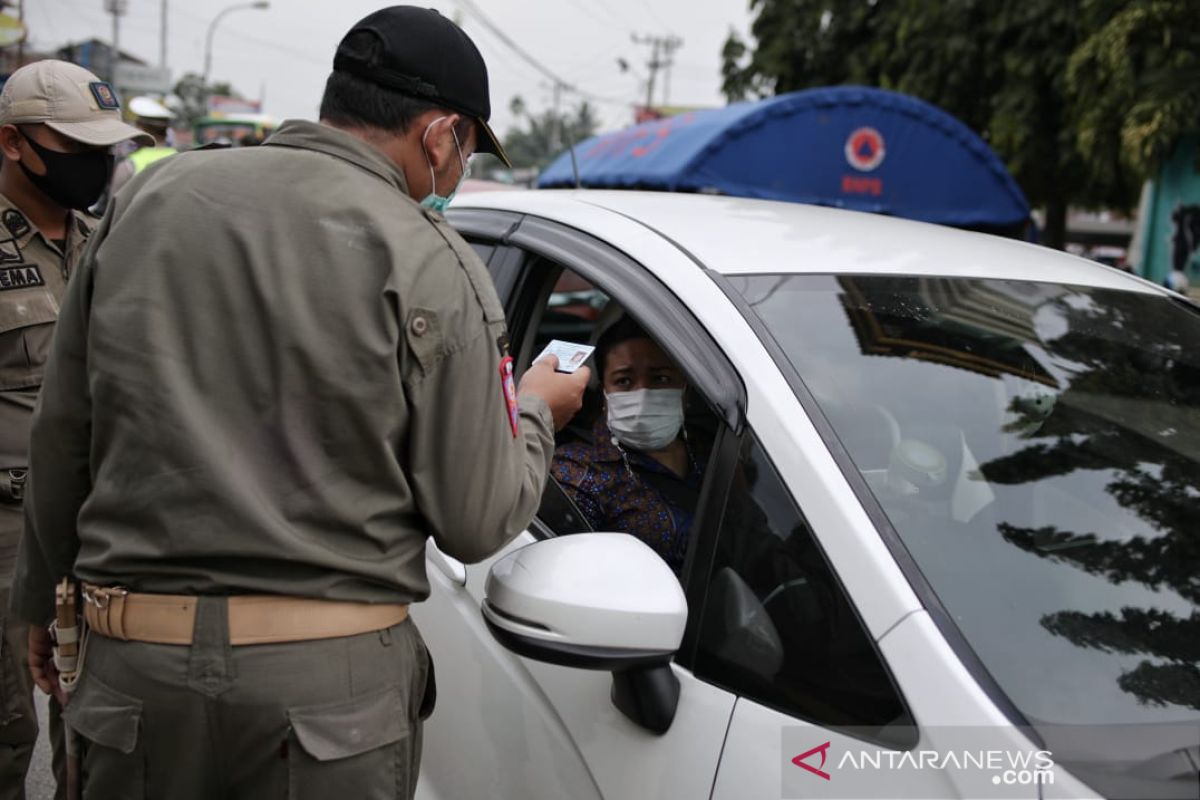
xmin=450 ymin=0 xmax=568 ymax=88
xmin=632 ymin=32 xmax=683 ymax=108
xmin=561 ymin=0 xmax=627 ymax=34
xmin=592 ymin=0 xmax=634 ymax=32
xmin=170 ymin=5 xmax=327 ymax=68
xmin=632 ymin=0 xmax=677 ymax=37
xmin=449 ymin=0 xmax=636 ymax=110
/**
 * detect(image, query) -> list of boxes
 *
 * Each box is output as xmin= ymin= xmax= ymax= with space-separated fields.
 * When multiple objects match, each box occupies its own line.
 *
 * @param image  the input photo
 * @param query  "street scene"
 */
xmin=2 ymin=1 xmax=1198 ymax=799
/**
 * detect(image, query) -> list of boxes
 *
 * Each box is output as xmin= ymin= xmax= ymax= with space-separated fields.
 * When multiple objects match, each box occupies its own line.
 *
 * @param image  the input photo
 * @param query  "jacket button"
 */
xmin=411 ymin=315 xmax=429 ymax=336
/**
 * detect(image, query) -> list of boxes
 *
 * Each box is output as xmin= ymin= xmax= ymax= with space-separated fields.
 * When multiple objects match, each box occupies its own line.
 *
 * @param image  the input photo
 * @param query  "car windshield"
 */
xmin=731 ymin=274 xmax=1200 ymax=732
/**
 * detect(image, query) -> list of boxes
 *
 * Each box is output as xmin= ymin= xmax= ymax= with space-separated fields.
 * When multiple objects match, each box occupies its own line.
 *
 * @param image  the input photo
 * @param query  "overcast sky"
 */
xmin=27 ymin=0 xmax=754 ymax=137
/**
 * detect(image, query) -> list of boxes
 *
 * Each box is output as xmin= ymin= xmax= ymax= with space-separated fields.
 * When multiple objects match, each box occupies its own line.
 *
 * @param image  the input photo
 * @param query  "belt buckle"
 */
xmin=6 ymin=469 xmax=25 ymax=501
xmin=83 ymin=585 xmax=129 ymax=610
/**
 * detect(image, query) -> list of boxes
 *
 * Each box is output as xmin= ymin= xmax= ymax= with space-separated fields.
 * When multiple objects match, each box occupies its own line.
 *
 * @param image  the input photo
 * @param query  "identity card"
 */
xmin=536 ymin=340 xmax=595 ymax=373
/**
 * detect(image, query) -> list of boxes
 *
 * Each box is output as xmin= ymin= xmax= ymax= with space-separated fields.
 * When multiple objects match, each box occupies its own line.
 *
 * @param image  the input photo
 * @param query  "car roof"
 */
xmin=452 ymin=190 xmax=1159 ymax=294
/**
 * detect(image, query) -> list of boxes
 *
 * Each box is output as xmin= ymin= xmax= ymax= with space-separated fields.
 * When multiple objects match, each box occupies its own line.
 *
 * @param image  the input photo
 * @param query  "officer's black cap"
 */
xmin=333 ymin=6 xmax=511 ymax=167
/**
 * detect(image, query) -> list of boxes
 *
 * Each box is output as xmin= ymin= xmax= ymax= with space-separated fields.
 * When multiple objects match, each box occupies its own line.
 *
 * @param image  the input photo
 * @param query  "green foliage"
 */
xmin=1068 ymin=0 xmax=1200 ymax=177
xmin=722 ymin=0 xmax=1198 ymax=244
xmin=171 ymin=73 xmax=236 ymax=130
xmin=501 ymin=97 xmax=600 ymax=171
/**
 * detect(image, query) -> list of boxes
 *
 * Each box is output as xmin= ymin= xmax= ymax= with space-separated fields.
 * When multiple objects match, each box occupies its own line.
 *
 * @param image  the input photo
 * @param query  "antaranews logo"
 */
xmin=791 ymin=741 xmax=831 ymax=781
xmin=782 ymin=728 xmax=1058 ymax=800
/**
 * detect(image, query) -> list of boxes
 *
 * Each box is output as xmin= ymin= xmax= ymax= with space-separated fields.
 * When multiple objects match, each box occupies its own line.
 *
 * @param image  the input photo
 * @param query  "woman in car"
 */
xmin=551 ymin=316 xmax=706 ymax=574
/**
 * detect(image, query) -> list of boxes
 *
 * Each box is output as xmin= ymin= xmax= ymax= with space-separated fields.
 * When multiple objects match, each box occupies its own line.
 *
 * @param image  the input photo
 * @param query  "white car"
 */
xmin=414 ymin=191 xmax=1200 ymax=800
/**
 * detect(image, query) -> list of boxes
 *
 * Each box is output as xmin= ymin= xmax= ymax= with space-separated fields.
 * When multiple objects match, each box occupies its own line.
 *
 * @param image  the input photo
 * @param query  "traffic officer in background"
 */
xmin=107 ymin=95 xmax=175 ymax=196
xmin=0 ymin=60 xmax=150 ymax=800
xmin=11 ymin=7 xmax=586 ymax=799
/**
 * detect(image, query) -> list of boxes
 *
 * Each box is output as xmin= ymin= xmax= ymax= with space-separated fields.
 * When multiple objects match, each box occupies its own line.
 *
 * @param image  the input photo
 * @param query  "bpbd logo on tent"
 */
xmin=845 ymin=127 xmax=886 ymax=171
xmin=841 ymin=126 xmax=886 ymax=197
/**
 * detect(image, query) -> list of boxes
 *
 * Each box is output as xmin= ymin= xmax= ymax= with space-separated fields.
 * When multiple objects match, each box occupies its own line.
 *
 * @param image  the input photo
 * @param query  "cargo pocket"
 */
xmin=63 ymin=673 xmax=145 ymax=800
xmin=287 ymin=685 xmax=410 ymax=800
xmin=0 ymin=290 xmax=58 ymax=392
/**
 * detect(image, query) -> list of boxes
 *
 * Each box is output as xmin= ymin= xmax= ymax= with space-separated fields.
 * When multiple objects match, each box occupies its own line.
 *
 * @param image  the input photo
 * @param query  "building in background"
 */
xmin=1132 ymin=134 xmax=1200 ymax=290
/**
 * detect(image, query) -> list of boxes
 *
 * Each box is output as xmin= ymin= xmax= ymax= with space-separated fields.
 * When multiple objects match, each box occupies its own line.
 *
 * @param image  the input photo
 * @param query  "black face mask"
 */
xmin=18 ymin=129 xmax=113 ymax=211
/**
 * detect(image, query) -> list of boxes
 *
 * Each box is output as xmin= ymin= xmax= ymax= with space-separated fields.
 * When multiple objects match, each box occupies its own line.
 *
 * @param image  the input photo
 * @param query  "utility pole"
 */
xmin=104 ymin=0 xmax=127 ymax=83
xmin=660 ymin=36 xmax=681 ymax=106
xmin=160 ymin=0 xmax=168 ymax=69
xmin=551 ymin=79 xmax=563 ymax=152
xmin=16 ymin=0 xmax=24 ymax=67
xmin=632 ymin=33 xmax=683 ymax=111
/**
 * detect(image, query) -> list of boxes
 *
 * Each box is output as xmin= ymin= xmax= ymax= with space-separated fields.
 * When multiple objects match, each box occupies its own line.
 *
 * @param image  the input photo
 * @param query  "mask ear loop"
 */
xmin=423 ymin=115 xmax=470 ymax=198
xmin=449 ymin=123 xmax=469 ymax=180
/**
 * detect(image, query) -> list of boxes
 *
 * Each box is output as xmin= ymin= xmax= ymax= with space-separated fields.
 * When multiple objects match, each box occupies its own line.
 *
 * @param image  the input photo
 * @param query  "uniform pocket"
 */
xmin=287 ymin=685 xmax=409 ymax=800
xmin=404 ymin=307 xmax=444 ymax=377
xmin=64 ymin=672 xmax=145 ymax=799
xmin=0 ymin=290 xmax=58 ymax=391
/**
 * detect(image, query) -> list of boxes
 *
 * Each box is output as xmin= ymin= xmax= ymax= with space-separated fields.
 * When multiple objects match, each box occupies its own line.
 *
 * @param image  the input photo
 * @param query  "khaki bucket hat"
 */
xmin=0 ymin=60 xmax=153 ymax=147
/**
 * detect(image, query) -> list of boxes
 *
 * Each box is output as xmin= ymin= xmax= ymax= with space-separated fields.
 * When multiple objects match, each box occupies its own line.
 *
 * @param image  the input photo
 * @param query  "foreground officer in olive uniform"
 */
xmin=10 ymin=8 xmax=587 ymax=799
xmin=0 ymin=60 xmax=149 ymax=800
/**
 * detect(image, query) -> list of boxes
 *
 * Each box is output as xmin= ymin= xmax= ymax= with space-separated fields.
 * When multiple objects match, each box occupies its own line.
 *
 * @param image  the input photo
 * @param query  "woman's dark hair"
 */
xmin=595 ymin=315 xmax=652 ymax=378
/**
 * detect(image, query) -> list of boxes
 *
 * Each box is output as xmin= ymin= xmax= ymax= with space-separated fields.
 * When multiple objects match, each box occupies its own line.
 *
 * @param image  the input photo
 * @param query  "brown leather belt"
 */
xmin=82 ymin=583 xmax=409 ymax=646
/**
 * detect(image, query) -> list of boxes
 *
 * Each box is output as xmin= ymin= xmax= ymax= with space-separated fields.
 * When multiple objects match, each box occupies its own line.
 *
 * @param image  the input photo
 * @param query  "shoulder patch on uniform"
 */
xmin=89 ymin=82 xmax=120 ymax=110
xmin=0 ymin=238 xmax=22 ymax=265
xmin=2 ymin=209 xmax=29 ymax=239
xmin=0 ymin=264 xmax=44 ymax=290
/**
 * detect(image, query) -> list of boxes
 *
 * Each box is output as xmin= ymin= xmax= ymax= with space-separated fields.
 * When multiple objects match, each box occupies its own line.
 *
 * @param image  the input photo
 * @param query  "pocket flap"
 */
xmin=63 ymin=674 xmax=142 ymax=755
xmin=289 ymin=685 xmax=407 ymax=762
xmin=0 ymin=289 xmax=58 ymax=335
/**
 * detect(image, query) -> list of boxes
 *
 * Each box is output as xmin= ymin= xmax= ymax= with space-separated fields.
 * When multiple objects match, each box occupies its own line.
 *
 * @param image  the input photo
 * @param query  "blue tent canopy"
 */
xmin=538 ymin=87 xmax=1030 ymax=229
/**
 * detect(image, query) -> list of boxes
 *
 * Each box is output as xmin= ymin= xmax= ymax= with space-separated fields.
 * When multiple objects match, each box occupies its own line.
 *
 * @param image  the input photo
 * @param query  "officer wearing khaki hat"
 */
xmin=0 ymin=59 xmax=148 ymax=800
xmin=10 ymin=8 xmax=586 ymax=799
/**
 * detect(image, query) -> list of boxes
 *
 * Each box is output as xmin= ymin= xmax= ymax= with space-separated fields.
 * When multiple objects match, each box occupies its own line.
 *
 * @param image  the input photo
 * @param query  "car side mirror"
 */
xmin=482 ymin=533 xmax=688 ymax=733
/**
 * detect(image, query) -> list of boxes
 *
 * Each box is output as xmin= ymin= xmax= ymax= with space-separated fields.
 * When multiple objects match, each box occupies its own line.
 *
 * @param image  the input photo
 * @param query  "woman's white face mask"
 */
xmin=605 ymin=388 xmax=684 ymax=452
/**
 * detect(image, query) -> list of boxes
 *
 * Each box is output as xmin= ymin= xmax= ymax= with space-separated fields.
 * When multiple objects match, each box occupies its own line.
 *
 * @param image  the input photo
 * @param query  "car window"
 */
xmin=510 ymin=262 xmax=721 ymax=579
xmin=694 ymin=431 xmax=913 ymax=743
xmin=731 ymin=275 xmax=1200 ymax=744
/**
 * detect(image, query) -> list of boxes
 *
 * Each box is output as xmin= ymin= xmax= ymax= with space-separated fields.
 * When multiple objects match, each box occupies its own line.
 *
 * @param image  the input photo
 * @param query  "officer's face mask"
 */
xmin=17 ymin=128 xmax=113 ymax=211
xmin=605 ymin=388 xmax=685 ymax=452
xmin=419 ymin=116 xmax=470 ymax=214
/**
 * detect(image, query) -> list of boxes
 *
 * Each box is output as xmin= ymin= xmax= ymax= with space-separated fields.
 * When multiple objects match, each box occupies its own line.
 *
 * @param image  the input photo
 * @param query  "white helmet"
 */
xmin=128 ymin=95 xmax=172 ymax=121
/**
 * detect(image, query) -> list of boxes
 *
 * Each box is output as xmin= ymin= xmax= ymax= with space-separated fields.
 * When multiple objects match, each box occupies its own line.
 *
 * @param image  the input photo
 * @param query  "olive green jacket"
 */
xmin=11 ymin=120 xmax=553 ymax=623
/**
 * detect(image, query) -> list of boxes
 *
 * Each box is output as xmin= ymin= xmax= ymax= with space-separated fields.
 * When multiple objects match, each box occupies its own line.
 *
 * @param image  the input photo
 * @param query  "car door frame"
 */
xmin=437 ymin=207 xmax=756 ymax=800
xmin=448 ymin=206 xmax=749 ymax=669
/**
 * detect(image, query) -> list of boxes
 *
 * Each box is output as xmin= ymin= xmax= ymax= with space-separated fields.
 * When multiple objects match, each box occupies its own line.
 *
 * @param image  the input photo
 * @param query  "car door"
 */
xmin=683 ymin=279 xmax=1039 ymax=799
xmin=416 ymin=213 xmax=743 ymax=800
xmin=683 ymin=426 xmax=931 ymax=799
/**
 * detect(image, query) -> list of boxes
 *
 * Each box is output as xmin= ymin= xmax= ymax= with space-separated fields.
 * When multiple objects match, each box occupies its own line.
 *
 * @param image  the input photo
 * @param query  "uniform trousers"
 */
xmin=1 ymin=501 xmax=66 ymax=800
xmin=65 ymin=596 xmax=429 ymax=799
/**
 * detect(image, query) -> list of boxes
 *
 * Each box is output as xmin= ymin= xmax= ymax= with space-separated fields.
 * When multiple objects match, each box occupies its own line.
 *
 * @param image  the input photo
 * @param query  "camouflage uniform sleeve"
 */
xmin=8 ymin=216 xmax=104 ymax=624
xmin=402 ymin=221 xmax=554 ymax=564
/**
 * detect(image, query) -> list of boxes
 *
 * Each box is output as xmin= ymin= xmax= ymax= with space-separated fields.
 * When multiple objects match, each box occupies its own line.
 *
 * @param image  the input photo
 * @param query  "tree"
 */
xmin=501 ymin=96 xmax=600 ymax=171
xmin=978 ymin=289 xmax=1200 ymax=711
xmin=1068 ymin=0 xmax=1200 ymax=179
xmin=171 ymin=72 xmax=236 ymax=131
xmin=720 ymin=0 xmax=1192 ymax=248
